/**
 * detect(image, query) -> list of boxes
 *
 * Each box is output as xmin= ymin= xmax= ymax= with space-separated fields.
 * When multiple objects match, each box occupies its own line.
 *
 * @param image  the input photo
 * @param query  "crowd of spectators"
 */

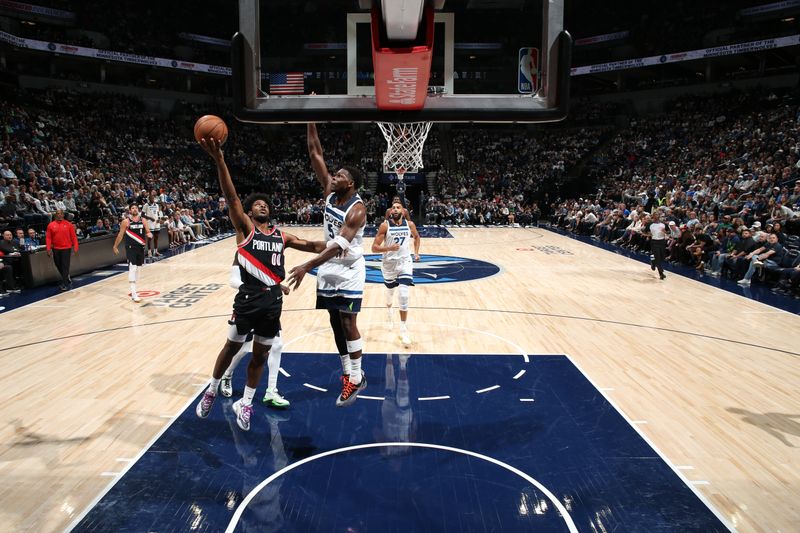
xmin=423 ymin=126 xmax=605 ymax=226
xmin=552 ymin=89 xmax=800 ymax=296
xmin=3 ymin=82 xmax=800 ymax=299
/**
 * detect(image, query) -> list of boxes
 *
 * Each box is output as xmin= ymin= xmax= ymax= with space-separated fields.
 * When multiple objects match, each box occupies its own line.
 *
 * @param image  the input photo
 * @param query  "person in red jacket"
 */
xmin=46 ymin=209 xmax=79 ymax=290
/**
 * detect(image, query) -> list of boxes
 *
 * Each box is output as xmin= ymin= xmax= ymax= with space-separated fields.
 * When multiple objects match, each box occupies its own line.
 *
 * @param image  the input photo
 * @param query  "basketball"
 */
xmin=193 ymin=115 xmax=228 ymax=145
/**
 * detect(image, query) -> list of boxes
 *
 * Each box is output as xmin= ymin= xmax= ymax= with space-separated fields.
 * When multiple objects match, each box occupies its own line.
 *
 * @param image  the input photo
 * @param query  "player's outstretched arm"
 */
xmin=287 ymin=203 xmax=366 ymax=289
xmin=283 ymin=233 xmax=327 ymax=254
xmin=199 ymin=138 xmax=252 ymax=240
xmin=307 ymin=123 xmax=332 ymax=197
xmin=409 ymin=220 xmax=421 ymax=260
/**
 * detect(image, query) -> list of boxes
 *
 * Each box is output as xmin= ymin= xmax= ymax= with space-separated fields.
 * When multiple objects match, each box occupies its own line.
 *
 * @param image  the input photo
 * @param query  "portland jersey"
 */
xmin=323 ymin=192 xmax=365 ymax=266
xmin=384 ymin=218 xmax=412 ymax=261
xmin=125 ymin=216 xmax=147 ymax=247
xmin=237 ymin=226 xmax=285 ymax=287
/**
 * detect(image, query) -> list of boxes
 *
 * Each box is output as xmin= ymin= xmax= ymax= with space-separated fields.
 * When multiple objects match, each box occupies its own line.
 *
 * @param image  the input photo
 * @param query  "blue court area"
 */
xmin=72 ymin=354 xmax=728 ymax=532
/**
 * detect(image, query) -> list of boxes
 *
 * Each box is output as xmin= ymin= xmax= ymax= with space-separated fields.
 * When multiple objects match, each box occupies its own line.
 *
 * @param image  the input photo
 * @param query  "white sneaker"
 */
xmin=232 ymin=399 xmax=253 ymax=431
xmin=131 ymin=294 xmax=142 ymax=303
xmin=262 ymin=387 xmax=290 ymax=409
xmin=400 ymin=328 xmax=411 ymax=346
xmin=737 ymin=279 xmax=751 ymax=286
xmin=220 ymin=375 xmax=233 ymax=397
xmin=753 ymin=260 xmax=764 ymax=267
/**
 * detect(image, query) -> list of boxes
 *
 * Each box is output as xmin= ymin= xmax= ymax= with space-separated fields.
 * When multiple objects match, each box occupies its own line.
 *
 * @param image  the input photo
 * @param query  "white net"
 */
xmin=377 ymin=121 xmax=433 ymax=173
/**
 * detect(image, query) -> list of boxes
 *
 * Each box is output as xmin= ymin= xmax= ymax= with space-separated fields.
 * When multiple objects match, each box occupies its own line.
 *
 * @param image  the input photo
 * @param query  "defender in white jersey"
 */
xmin=141 ymin=191 xmax=163 ymax=258
xmin=372 ymin=200 xmax=421 ymax=345
xmin=287 ymin=123 xmax=368 ymax=408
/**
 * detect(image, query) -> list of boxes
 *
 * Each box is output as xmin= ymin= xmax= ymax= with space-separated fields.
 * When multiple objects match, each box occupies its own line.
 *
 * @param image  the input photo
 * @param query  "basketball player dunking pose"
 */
xmin=113 ymin=204 xmax=153 ymax=302
xmin=373 ymin=199 xmax=420 ymax=345
xmin=286 ymin=123 xmax=367 ymax=407
xmin=195 ymin=137 xmax=327 ymax=430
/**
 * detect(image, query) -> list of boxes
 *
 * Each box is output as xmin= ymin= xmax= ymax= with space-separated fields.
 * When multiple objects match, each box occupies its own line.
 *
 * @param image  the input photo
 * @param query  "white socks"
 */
xmin=340 ymin=353 xmax=351 ymax=376
xmin=208 ymin=378 xmax=220 ymax=395
xmin=267 ymin=342 xmax=282 ymax=390
xmin=349 ymin=357 xmax=362 ymax=384
xmin=242 ymin=386 xmax=256 ymax=406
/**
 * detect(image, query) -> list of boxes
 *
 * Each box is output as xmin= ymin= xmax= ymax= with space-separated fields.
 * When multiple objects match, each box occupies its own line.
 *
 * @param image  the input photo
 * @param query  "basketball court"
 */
xmin=1 ymin=1 xmax=799 ymax=532
xmin=1 ymin=227 xmax=798 ymax=531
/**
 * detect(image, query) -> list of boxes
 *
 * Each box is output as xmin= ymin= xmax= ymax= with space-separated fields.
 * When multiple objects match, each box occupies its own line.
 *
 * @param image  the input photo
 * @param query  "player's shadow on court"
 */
xmin=727 ymin=407 xmax=800 ymax=448
xmin=149 ymin=372 xmax=207 ymax=396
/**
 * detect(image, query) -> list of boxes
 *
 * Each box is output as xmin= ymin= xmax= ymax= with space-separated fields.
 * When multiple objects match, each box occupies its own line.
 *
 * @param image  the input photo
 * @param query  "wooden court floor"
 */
xmin=0 ymin=227 xmax=798 ymax=532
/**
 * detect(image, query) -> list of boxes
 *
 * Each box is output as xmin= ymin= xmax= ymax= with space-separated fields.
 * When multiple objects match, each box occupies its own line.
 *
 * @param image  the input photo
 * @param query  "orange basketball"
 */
xmin=193 ymin=115 xmax=228 ymax=145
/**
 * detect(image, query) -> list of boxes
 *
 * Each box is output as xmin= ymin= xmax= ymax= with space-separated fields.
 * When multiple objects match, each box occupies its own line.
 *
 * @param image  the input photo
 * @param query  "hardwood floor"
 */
xmin=0 ymin=227 xmax=797 ymax=532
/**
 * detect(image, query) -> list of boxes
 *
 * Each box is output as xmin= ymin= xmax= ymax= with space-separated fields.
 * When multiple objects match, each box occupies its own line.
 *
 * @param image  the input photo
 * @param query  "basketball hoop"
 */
xmin=377 ymin=121 xmax=433 ymax=173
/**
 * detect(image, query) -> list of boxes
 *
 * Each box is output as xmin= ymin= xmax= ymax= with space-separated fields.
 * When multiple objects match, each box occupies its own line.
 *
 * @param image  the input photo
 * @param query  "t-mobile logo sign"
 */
xmin=386 ymin=67 xmax=419 ymax=105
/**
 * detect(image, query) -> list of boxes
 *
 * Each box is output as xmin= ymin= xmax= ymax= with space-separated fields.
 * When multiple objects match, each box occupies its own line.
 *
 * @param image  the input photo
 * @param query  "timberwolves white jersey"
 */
xmin=384 ymin=218 xmax=412 ymax=262
xmin=317 ymin=192 xmax=366 ymax=302
xmin=323 ymin=192 xmax=365 ymax=266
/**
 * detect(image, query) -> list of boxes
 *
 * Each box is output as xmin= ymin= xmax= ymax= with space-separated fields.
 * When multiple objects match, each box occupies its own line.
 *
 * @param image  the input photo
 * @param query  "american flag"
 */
xmin=269 ymin=72 xmax=305 ymax=95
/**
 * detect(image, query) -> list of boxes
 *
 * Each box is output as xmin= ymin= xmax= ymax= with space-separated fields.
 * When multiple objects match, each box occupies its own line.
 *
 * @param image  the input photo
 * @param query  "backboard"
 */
xmin=232 ymin=0 xmax=571 ymax=124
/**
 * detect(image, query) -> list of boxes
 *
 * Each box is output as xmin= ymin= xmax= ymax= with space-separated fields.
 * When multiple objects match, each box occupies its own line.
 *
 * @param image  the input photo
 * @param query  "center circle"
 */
xmin=228 ymin=442 xmax=576 ymax=533
xmin=308 ymin=254 xmax=501 ymax=284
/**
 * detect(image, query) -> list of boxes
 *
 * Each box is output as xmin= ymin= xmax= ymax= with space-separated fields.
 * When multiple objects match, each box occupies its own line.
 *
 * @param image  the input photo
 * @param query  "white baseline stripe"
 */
xmin=564 ymin=354 xmax=735 ymax=531
xmin=519 ymin=398 xmax=535 ymax=402
xmin=303 ymin=383 xmax=327 ymax=392
xmin=418 ymin=395 xmax=450 ymax=401
xmin=476 ymin=385 xmax=500 ymax=394
xmin=279 ymin=368 xmax=290 ymax=378
xmin=63 ymin=379 xmax=209 ymax=531
xmin=225 ymin=442 xmax=578 ymax=533
xmin=359 ymin=395 xmax=385 ymax=401
xmin=513 ymin=369 xmax=526 ymax=380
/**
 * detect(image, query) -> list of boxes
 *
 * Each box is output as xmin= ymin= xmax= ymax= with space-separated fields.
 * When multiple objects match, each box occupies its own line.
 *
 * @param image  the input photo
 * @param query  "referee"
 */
xmin=648 ymin=212 xmax=675 ymax=280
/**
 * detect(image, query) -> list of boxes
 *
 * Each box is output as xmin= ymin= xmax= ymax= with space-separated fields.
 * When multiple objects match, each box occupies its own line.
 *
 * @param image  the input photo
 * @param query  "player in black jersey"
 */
xmin=195 ymin=137 xmax=328 ymax=431
xmin=113 ymin=204 xmax=153 ymax=303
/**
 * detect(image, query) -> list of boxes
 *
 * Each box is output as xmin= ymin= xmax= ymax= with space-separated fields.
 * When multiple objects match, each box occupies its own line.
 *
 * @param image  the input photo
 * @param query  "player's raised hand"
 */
xmin=199 ymin=138 xmax=224 ymax=161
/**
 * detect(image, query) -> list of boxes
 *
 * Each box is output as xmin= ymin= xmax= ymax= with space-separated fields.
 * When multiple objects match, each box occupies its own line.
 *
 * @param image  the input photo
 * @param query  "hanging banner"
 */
xmin=571 ymin=34 xmax=800 ymax=76
xmin=574 ymin=31 xmax=629 ymax=47
xmin=0 ymin=30 xmax=233 ymax=76
xmin=0 ymin=0 xmax=75 ymax=21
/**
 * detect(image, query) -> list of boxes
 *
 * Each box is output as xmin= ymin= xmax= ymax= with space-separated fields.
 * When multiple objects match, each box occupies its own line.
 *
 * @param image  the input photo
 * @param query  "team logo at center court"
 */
xmin=310 ymin=255 xmax=500 ymax=284
xmin=365 ymin=254 xmax=500 ymax=284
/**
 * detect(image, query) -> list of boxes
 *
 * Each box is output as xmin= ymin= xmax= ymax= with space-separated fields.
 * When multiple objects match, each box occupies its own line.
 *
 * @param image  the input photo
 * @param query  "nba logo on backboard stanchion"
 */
xmin=518 ymin=47 xmax=539 ymax=94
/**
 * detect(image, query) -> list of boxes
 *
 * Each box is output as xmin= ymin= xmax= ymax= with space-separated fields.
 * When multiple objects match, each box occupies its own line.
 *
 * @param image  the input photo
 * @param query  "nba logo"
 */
xmin=518 ymin=47 xmax=539 ymax=94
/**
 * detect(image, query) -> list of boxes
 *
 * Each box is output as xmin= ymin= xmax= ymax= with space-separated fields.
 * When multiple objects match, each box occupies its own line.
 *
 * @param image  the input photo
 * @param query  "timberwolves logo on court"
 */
xmin=311 ymin=255 xmax=500 ymax=284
